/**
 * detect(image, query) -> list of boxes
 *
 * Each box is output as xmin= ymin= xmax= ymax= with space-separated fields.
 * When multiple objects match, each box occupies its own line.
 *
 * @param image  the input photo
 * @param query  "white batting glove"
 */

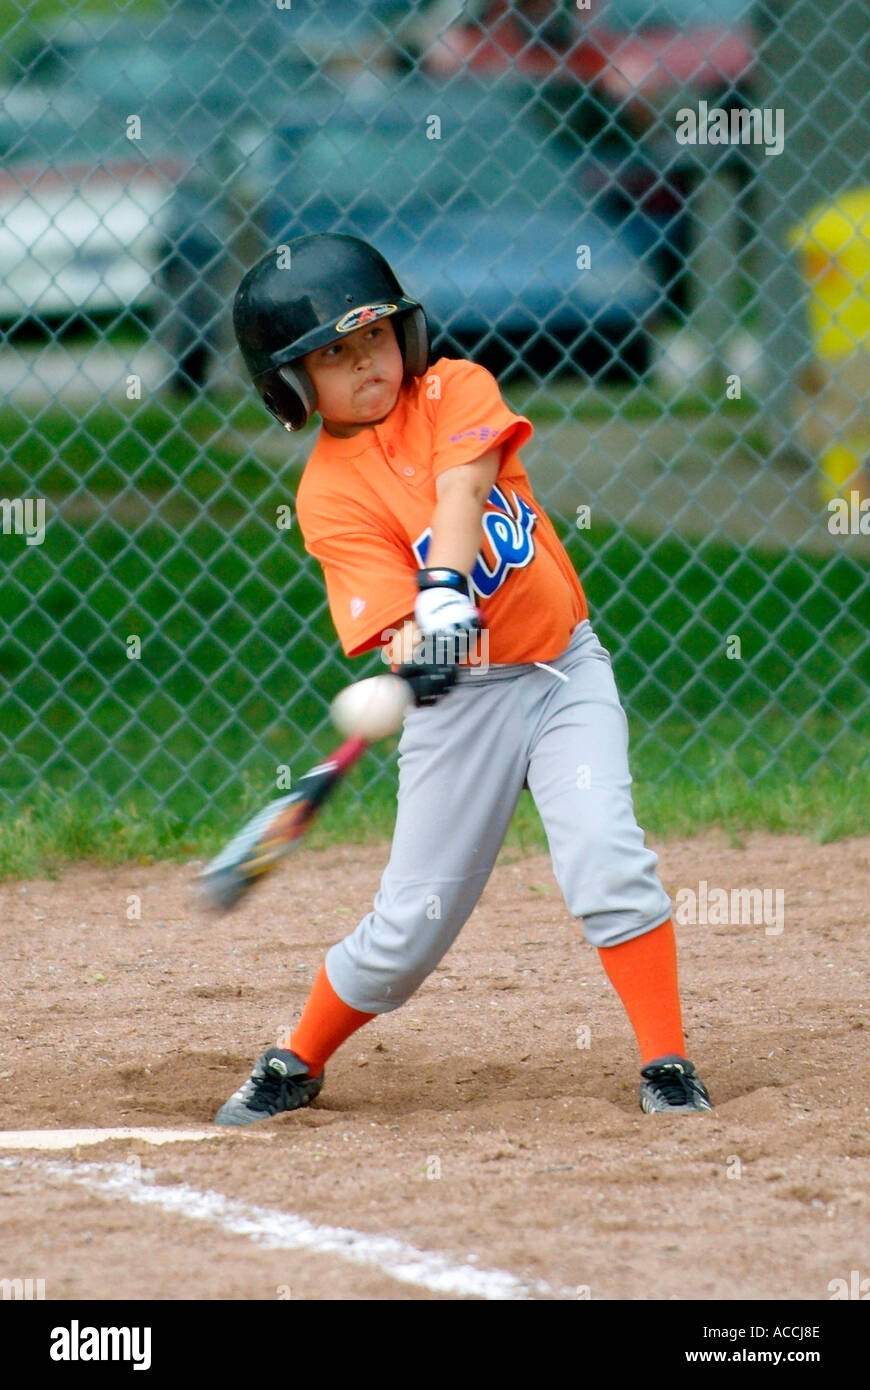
xmin=414 ymin=585 xmax=481 ymax=636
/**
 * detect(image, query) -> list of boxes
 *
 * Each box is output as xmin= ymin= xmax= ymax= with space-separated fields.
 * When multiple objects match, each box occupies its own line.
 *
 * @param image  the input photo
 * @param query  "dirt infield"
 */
xmin=1 ymin=830 xmax=867 ymax=1301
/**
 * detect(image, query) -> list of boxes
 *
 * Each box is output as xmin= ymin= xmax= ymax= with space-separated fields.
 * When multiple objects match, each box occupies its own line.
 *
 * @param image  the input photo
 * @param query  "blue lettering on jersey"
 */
xmin=412 ymin=483 xmax=537 ymax=599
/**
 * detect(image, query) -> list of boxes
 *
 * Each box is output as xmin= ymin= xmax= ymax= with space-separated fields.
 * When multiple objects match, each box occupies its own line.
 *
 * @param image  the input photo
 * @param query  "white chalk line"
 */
xmin=0 ymin=1128 xmax=219 ymax=1151
xmin=2 ymin=1156 xmax=562 ymax=1301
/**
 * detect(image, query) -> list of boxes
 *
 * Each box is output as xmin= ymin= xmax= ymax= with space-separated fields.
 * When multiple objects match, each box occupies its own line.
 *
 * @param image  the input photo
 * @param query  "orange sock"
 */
xmin=283 ymin=964 xmax=375 ymax=1074
xmin=597 ymin=919 xmax=686 ymax=1066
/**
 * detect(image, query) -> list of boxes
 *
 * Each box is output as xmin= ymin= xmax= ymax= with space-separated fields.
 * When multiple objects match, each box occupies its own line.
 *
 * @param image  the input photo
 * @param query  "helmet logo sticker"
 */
xmin=334 ymin=303 xmax=397 ymax=334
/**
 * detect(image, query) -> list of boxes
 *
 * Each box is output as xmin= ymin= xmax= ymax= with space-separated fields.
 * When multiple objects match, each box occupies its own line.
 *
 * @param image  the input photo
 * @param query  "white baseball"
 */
xmin=331 ymin=674 xmax=413 ymax=742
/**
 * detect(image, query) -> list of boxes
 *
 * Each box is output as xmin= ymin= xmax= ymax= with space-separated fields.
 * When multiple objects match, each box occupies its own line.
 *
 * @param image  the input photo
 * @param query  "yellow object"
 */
xmin=791 ymin=189 xmax=870 ymax=504
xmin=790 ymin=189 xmax=870 ymax=361
xmin=818 ymin=440 xmax=868 ymax=504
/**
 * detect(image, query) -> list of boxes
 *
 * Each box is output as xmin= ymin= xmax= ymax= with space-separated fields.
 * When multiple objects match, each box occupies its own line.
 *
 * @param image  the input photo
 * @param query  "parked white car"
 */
xmin=0 ymin=137 xmax=181 ymax=322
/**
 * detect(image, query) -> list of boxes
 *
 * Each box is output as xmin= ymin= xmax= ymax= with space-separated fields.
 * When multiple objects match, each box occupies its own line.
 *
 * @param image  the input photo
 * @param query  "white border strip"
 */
xmin=3 ymin=1157 xmax=558 ymax=1301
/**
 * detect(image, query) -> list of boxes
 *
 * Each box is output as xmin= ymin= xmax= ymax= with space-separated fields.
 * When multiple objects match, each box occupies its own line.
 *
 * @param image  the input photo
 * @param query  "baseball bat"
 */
xmin=196 ymin=734 xmax=368 ymax=912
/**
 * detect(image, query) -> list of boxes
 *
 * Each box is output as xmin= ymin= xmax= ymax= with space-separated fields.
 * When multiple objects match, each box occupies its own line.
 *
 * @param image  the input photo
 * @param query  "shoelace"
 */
xmin=247 ymin=1061 xmax=307 ymax=1113
xmin=647 ymin=1066 xmax=695 ymax=1106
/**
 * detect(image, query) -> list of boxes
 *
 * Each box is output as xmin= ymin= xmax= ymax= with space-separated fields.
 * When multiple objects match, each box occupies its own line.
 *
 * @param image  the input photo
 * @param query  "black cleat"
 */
xmin=215 ymin=1048 xmax=324 ymax=1127
xmin=639 ymin=1055 xmax=713 ymax=1113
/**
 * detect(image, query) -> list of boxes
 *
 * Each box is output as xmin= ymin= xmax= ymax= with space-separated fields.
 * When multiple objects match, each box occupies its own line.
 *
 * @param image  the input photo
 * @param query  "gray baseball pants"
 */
xmin=326 ymin=619 xmax=672 ymax=1013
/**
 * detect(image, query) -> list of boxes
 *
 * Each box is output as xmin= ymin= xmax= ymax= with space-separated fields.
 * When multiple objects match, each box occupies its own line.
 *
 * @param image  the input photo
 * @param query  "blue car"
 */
xmin=228 ymin=79 xmax=660 ymax=383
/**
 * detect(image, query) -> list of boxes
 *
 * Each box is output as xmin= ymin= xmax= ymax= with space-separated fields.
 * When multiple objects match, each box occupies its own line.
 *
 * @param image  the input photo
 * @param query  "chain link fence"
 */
xmin=2 ymin=0 xmax=868 ymax=826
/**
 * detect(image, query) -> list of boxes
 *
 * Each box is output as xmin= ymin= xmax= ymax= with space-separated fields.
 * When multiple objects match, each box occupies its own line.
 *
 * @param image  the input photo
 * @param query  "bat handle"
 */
xmin=332 ymin=733 xmax=369 ymax=773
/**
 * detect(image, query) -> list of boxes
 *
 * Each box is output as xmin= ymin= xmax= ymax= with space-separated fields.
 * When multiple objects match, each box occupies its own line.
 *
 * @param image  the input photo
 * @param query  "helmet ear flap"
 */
xmin=395 ymin=306 xmax=430 ymax=379
xmin=277 ymin=363 xmax=317 ymax=427
xmin=259 ymin=364 xmax=317 ymax=431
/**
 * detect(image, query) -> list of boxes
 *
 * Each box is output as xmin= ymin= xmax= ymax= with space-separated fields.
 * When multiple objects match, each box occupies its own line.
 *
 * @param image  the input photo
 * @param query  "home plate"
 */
xmin=0 ymin=1128 xmax=219 ymax=1151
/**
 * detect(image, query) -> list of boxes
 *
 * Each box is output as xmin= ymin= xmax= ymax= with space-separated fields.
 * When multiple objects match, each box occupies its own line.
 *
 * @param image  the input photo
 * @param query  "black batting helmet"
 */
xmin=232 ymin=233 xmax=430 ymax=430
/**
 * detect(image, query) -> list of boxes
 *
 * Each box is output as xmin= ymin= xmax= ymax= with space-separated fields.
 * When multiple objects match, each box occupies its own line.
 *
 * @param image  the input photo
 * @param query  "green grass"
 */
xmin=0 ymin=395 xmax=276 ymax=504
xmin=2 ymin=760 xmax=868 ymax=882
xmin=0 ymin=0 xmax=167 ymax=51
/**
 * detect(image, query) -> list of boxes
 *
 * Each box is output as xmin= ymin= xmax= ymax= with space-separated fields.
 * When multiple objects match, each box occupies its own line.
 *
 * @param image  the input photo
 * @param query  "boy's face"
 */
xmin=301 ymin=317 xmax=405 ymax=437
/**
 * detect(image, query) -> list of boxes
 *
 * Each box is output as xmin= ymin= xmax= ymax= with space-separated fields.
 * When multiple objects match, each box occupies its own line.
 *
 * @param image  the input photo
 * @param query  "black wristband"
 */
xmin=415 ymin=567 xmax=470 ymax=597
xmin=396 ymin=660 xmax=459 ymax=707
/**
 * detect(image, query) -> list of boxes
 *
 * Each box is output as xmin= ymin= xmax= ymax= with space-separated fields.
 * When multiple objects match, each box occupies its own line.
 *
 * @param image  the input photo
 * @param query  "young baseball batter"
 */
xmin=216 ymin=232 xmax=712 ymax=1124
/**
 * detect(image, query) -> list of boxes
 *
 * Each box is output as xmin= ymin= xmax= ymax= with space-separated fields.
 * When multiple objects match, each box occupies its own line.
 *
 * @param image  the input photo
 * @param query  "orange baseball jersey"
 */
xmin=295 ymin=357 xmax=588 ymax=664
